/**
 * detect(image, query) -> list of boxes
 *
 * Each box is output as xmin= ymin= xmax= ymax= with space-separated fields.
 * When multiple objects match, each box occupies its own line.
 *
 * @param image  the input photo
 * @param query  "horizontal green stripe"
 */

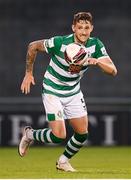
xmin=42 ymin=88 xmax=80 ymax=97
xmin=70 ymin=139 xmax=82 ymax=149
xmin=47 ymin=65 xmax=80 ymax=82
xmin=43 ymin=78 xmax=79 ymax=91
xmin=50 ymin=132 xmax=64 ymax=143
xmin=57 ymin=51 xmax=65 ymax=59
xmin=66 ymin=145 xmax=78 ymax=154
xmin=52 ymin=56 xmax=68 ymax=71
xmin=74 ymin=133 xmax=88 ymax=142
xmin=53 ymin=55 xmax=88 ymax=71
xmin=63 ymin=151 xmax=72 ymax=159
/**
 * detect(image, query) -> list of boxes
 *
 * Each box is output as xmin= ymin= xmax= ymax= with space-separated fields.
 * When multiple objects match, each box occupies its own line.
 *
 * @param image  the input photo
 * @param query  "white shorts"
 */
xmin=42 ymin=91 xmax=87 ymax=121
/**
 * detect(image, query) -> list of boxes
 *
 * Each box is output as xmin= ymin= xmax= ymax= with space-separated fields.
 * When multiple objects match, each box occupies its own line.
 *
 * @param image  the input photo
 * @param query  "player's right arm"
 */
xmin=21 ymin=40 xmax=45 ymax=94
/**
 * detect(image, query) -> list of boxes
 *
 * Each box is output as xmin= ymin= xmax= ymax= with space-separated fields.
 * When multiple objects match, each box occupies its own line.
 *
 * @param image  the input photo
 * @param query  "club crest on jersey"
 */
xmin=57 ymin=110 xmax=63 ymax=118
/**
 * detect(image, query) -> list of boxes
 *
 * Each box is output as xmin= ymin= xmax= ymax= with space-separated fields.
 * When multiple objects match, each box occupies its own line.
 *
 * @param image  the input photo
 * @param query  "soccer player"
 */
xmin=18 ymin=12 xmax=117 ymax=172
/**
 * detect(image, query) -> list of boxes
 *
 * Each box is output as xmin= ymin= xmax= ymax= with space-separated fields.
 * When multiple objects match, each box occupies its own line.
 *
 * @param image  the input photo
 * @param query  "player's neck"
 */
xmin=74 ymin=34 xmax=88 ymax=45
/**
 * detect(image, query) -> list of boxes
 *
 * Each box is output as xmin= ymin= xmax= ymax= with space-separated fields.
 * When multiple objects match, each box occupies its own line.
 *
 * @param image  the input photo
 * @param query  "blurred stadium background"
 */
xmin=0 ymin=0 xmax=131 ymax=146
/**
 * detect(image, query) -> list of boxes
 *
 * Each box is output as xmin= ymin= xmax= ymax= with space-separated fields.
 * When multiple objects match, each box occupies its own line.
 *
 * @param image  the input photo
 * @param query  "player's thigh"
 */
xmin=42 ymin=93 xmax=66 ymax=138
xmin=69 ymin=115 xmax=88 ymax=134
xmin=42 ymin=93 xmax=65 ymax=121
xmin=63 ymin=92 xmax=87 ymax=120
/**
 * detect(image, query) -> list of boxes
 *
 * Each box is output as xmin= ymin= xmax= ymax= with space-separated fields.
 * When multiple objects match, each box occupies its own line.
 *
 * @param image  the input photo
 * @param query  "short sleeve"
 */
xmin=44 ymin=36 xmax=63 ymax=55
xmin=94 ymin=38 xmax=109 ymax=59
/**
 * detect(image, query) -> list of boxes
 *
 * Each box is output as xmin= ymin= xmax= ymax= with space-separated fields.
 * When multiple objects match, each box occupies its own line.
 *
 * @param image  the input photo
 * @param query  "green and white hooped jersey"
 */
xmin=43 ymin=34 xmax=109 ymax=97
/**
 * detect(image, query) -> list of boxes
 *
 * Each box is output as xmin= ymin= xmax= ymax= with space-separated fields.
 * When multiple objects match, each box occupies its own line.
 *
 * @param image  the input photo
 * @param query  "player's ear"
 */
xmin=91 ymin=25 xmax=94 ymax=32
xmin=72 ymin=25 xmax=75 ymax=32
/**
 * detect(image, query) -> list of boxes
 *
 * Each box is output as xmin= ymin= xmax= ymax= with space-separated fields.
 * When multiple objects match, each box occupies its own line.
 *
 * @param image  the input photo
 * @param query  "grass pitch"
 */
xmin=0 ymin=146 xmax=131 ymax=179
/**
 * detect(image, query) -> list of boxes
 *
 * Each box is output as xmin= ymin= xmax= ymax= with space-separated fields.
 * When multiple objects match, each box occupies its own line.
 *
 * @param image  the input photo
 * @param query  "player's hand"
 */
xmin=76 ymin=58 xmax=98 ymax=66
xmin=21 ymin=73 xmax=35 ymax=94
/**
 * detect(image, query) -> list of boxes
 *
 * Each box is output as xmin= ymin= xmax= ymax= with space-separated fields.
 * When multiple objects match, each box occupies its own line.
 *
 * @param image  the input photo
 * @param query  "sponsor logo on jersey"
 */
xmin=57 ymin=110 xmax=63 ymax=118
xmin=101 ymin=47 xmax=108 ymax=56
xmin=45 ymin=38 xmax=54 ymax=48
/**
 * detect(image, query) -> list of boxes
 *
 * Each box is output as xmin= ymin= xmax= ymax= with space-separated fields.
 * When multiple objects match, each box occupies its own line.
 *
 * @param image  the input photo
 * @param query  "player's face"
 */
xmin=72 ymin=20 xmax=93 ymax=44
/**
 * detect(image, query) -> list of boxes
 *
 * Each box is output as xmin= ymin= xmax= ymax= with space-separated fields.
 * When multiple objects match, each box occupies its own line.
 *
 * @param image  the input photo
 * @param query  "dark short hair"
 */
xmin=73 ymin=12 xmax=93 ymax=25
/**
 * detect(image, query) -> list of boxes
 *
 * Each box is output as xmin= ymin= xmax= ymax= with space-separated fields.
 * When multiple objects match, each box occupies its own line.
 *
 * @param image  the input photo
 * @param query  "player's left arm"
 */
xmin=87 ymin=57 xmax=117 ymax=76
xmin=97 ymin=57 xmax=117 ymax=76
xmin=87 ymin=38 xmax=117 ymax=76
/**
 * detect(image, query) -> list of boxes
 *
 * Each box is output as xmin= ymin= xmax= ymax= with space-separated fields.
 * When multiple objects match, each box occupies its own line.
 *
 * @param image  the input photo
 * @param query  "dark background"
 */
xmin=0 ymin=0 xmax=130 ymax=98
xmin=0 ymin=0 xmax=131 ymax=146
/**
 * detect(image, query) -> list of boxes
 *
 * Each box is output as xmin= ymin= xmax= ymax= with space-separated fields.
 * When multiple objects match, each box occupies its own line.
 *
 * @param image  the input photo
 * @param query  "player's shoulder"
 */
xmin=62 ymin=34 xmax=74 ymax=44
xmin=53 ymin=34 xmax=72 ymax=40
xmin=52 ymin=34 xmax=73 ymax=44
xmin=86 ymin=37 xmax=104 ymax=47
xmin=88 ymin=36 xmax=101 ymax=43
